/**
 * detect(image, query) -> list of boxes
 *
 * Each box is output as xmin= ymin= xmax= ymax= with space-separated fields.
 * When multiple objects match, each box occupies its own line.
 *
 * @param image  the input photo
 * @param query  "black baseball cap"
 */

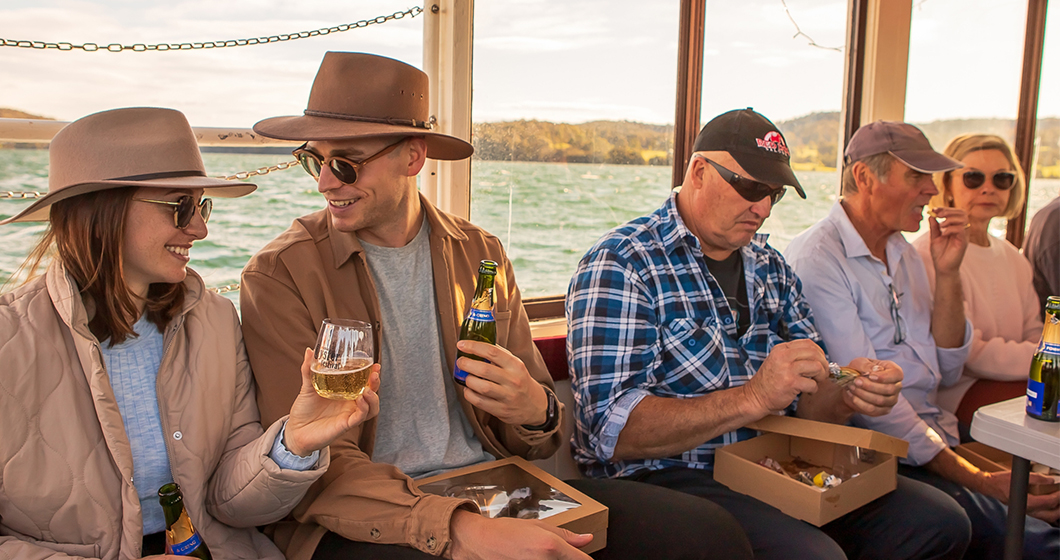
xmin=693 ymin=108 xmax=805 ymax=199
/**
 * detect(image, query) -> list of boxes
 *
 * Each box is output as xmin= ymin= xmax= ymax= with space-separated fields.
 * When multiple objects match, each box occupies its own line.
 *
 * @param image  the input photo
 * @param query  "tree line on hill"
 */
xmin=473 ymin=112 xmax=1060 ymax=176
xmin=3 ymin=108 xmax=1058 ymax=176
xmin=472 ymin=120 xmax=674 ymax=166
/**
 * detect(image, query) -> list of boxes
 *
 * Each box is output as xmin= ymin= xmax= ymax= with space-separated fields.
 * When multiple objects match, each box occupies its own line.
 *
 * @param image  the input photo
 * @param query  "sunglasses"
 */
xmin=293 ymin=139 xmax=406 ymax=185
xmin=134 ymin=195 xmax=212 ymax=229
xmin=888 ymin=283 xmax=906 ymax=345
xmin=700 ymin=157 xmax=786 ymax=205
xmin=961 ymin=170 xmax=1015 ymax=191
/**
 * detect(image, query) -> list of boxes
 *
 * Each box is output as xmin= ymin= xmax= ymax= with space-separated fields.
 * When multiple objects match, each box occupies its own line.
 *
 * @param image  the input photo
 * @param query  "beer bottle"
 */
xmin=158 ymin=483 xmax=213 ymax=559
xmin=454 ymin=260 xmax=498 ymax=385
xmin=1027 ymin=296 xmax=1060 ymax=422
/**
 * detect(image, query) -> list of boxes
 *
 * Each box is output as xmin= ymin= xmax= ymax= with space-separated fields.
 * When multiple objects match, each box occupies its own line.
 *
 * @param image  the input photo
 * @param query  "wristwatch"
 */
xmin=521 ymin=388 xmax=559 ymax=432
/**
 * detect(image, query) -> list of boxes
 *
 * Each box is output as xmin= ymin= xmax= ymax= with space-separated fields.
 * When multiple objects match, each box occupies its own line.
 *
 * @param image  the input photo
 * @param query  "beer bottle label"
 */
xmin=166 ymin=533 xmax=203 ymax=556
xmin=453 ymin=361 xmax=470 ymax=383
xmin=1027 ymin=379 xmax=1046 ymax=417
xmin=468 ymin=309 xmax=494 ymax=322
xmin=1035 ymin=341 xmax=1060 ymax=355
xmin=453 ymin=352 xmax=492 ymax=382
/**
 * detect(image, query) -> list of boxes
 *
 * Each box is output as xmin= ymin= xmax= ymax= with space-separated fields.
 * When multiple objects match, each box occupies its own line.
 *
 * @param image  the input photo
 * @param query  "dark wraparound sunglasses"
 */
xmin=700 ymin=156 xmax=787 ymax=205
xmin=134 ymin=195 xmax=212 ymax=229
xmin=293 ymin=139 xmax=406 ymax=185
xmin=961 ymin=170 xmax=1015 ymax=191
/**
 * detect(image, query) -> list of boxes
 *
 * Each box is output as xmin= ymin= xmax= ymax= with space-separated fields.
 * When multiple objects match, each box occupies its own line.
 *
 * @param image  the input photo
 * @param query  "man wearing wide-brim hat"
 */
xmin=240 ymin=51 xmax=754 ymax=560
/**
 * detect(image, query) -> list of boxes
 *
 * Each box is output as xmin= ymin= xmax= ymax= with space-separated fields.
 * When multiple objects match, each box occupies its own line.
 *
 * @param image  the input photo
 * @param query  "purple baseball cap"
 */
xmin=844 ymin=121 xmax=962 ymax=173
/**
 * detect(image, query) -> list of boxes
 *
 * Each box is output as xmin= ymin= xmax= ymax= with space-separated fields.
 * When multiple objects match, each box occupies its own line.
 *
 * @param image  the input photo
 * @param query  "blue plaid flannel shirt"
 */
xmin=566 ymin=191 xmax=824 ymax=479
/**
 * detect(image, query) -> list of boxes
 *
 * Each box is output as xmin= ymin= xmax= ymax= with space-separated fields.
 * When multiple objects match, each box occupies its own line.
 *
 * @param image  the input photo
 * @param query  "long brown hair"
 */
xmin=18 ymin=187 xmax=185 ymax=345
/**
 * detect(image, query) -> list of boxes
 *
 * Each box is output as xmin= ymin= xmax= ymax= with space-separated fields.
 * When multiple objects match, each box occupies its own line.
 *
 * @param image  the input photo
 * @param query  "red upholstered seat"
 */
xmin=533 ymin=335 xmax=569 ymax=382
xmin=955 ymin=380 xmax=1027 ymax=427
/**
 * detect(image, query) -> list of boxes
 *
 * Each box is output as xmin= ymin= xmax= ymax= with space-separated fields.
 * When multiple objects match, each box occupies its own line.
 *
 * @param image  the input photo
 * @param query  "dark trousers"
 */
xmin=628 ymin=467 xmax=971 ymax=560
xmin=311 ymin=477 xmax=753 ymax=560
xmin=899 ymin=464 xmax=1059 ymax=560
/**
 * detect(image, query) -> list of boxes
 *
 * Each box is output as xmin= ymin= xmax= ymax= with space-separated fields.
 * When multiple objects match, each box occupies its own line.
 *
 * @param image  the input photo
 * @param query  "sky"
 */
xmin=0 ymin=0 xmax=1056 ymax=128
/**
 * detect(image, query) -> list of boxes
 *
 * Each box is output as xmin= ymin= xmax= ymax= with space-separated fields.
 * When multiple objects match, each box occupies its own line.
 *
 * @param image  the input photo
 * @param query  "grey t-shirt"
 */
xmin=360 ymin=218 xmax=492 ymax=478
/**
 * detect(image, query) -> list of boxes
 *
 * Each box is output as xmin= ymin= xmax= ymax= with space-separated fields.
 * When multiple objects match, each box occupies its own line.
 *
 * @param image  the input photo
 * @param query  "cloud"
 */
xmin=0 ymin=0 xmax=424 ymax=125
xmin=2 ymin=0 xmax=1054 ymax=128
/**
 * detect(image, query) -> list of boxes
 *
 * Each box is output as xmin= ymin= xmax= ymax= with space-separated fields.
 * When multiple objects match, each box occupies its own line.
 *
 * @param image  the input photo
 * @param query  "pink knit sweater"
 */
xmin=912 ymin=233 xmax=1043 ymax=413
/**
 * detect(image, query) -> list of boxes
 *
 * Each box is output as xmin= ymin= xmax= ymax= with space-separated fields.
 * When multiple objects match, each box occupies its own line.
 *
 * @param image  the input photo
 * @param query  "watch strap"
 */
xmin=521 ymin=388 xmax=558 ymax=432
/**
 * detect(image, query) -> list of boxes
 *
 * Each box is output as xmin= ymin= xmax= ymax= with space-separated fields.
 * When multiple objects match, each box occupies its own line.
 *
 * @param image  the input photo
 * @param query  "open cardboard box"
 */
xmin=415 ymin=456 xmax=608 ymax=554
xmin=956 ymin=441 xmax=1060 ymax=496
xmin=715 ymin=415 xmax=909 ymax=527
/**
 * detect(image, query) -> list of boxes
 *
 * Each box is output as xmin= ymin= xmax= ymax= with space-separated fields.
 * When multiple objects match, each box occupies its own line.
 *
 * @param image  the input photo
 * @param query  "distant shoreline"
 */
xmin=2 ymin=110 xmax=1057 ymax=176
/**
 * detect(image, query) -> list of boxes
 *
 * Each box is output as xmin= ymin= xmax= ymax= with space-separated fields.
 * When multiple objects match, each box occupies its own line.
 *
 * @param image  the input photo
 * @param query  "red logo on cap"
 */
xmin=756 ymin=131 xmax=789 ymax=157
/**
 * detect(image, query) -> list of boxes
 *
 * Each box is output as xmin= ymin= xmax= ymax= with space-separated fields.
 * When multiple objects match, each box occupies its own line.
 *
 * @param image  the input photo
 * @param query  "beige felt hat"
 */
xmin=253 ymin=52 xmax=474 ymax=161
xmin=1 ymin=107 xmax=257 ymax=225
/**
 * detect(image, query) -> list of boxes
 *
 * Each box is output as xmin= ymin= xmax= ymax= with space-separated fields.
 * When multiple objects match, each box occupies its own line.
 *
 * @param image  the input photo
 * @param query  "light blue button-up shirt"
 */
xmin=785 ymin=201 xmax=972 ymax=466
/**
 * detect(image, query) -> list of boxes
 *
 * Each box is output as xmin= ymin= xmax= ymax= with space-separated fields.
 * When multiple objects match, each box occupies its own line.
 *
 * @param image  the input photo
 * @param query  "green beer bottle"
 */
xmin=158 ymin=483 xmax=213 ymax=559
xmin=454 ymin=260 xmax=498 ymax=385
xmin=1027 ymin=296 xmax=1060 ymax=422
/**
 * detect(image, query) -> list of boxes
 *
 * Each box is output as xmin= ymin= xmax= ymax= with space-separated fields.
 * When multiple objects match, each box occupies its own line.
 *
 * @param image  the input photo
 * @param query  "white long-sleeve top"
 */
xmin=912 ymin=232 xmax=1043 ymax=413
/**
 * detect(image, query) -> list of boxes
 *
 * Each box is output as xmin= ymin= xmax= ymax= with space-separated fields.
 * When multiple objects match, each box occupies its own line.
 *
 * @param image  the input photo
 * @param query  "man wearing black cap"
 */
xmin=787 ymin=121 xmax=1058 ymax=560
xmin=242 ymin=52 xmax=757 ymax=560
xmin=567 ymin=109 xmax=972 ymax=560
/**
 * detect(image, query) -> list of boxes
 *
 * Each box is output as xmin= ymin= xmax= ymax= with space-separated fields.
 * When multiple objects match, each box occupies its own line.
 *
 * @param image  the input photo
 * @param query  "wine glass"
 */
xmin=311 ymin=319 xmax=374 ymax=400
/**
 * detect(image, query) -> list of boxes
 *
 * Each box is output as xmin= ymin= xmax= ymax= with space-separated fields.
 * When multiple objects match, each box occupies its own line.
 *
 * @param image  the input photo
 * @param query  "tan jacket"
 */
xmin=0 ymin=264 xmax=329 ymax=560
xmin=240 ymin=195 xmax=561 ymax=559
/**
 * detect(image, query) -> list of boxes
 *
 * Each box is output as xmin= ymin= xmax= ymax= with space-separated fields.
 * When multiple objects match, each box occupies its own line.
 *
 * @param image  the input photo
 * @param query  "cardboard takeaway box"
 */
xmin=955 ymin=441 xmax=1060 ymax=495
xmin=415 ymin=456 xmax=608 ymax=554
xmin=715 ymin=415 xmax=909 ymax=527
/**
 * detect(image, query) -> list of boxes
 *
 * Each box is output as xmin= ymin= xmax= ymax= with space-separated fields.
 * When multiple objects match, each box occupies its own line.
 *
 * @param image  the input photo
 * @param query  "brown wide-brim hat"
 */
xmin=253 ymin=52 xmax=474 ymax=161
xmin=1 ymin=107 xmax=257 ymax=225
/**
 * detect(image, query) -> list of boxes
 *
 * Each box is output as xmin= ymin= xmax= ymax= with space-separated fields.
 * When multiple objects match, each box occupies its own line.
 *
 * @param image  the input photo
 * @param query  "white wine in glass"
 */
xmin=312 ymin=319 xmax=374 ymax=400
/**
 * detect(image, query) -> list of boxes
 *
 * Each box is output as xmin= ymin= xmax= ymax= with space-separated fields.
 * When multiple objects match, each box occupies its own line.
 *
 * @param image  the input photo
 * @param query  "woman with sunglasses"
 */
xmin=912 ymin=134 xmax=1043 ymax=431
xmin=0 ymin=108 xmax=379 ymax=560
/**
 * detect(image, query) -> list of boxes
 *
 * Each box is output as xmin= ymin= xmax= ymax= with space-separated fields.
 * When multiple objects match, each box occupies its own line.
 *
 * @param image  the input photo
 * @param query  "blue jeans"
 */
xmin=629 ymin=467 xmax=971 ymax=560
xmin=899 ymin=464 xmax=1059 ymax=560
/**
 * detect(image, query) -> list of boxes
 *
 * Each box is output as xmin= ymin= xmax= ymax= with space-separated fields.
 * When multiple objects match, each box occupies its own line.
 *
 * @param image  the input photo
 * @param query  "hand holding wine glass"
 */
xmin=282 ymin=319 xmax=381 ymax=457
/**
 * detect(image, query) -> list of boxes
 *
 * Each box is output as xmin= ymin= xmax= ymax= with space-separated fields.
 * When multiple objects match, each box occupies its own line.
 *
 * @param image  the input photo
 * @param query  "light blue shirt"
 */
xmin=102 ymin=315 xmax=172 ymax=534
xmin=102 ymin=315 xmax=318 ymax=534
xmin=785 ymin=201 xmax=972 ymax=466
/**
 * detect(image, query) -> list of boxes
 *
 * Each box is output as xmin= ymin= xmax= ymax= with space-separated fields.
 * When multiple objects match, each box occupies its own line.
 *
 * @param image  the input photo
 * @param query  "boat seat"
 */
xmin=957 ymin=379 xmax=1027 ymax=427
xmin=529 ymin=334 xmax=583 ymax=480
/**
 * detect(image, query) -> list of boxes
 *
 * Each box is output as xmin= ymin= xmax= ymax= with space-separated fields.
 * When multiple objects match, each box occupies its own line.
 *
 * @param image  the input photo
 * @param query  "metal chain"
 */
xmin=0 ymin=191 xmax=45 ymax=199
xmin=216 ymin=159 xmax=300 ymax=181
xmin=1 ymin=6 xmax=422 ymax=53
xmin=209 ymin=283 xmax=241 ymax=294
xmin=0 ymin=159 xmax=301 ymax=198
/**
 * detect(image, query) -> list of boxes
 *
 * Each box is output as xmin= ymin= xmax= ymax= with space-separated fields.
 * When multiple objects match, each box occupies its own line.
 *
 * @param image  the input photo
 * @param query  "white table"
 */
xmin=970 ymin=397 xmax=1060 ymax=560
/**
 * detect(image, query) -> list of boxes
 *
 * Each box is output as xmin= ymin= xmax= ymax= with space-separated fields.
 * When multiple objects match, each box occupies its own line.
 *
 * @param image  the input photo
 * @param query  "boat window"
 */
xmin=1030 ymin=5 xmax=1059 ymax=222
xmin=469 ymin=0 xmax=680 ymax=299
xmin=905 ymin=0 xmax=1033 ymax=238
xmin=0 ymin=1 xmax=426 ymax=296
xmin=697 ymin=0 xmax=847 ymax=253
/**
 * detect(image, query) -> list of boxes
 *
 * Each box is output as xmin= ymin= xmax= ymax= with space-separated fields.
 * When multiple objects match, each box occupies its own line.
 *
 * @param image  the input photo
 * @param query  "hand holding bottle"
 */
xmin=456 ymin=340 xmax=549 ymax=427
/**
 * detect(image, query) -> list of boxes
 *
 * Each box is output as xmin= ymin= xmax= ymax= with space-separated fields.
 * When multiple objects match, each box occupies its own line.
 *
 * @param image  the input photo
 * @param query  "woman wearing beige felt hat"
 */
xmin=0 ymin=107 xmax=379 ymax=560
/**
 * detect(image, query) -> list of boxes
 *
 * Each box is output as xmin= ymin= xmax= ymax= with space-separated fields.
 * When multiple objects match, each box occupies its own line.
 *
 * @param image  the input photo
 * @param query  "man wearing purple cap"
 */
xmin=567 ymin=109 xmax=971 ymax=560
xmin=787 ymin=121 xmax=1058 ymax=560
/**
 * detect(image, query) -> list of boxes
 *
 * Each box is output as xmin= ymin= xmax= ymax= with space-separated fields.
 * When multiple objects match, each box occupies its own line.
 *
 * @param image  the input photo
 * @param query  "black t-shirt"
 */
xmin=703 ymin=251 xmax=750 ymax=338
